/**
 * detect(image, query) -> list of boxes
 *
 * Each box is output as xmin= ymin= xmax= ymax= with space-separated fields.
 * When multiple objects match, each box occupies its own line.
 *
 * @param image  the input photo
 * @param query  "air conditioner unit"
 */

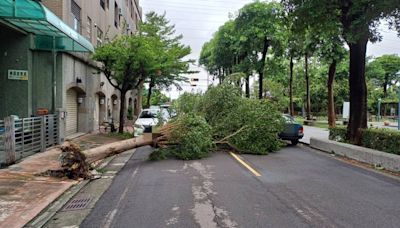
xmin=119 ymin=8 xmax=122 ymax=16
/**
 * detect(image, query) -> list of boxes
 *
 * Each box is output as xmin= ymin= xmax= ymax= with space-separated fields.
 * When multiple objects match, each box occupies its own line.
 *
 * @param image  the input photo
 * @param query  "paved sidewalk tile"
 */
xmin=0 ymin=133 xmax=126 ymax=228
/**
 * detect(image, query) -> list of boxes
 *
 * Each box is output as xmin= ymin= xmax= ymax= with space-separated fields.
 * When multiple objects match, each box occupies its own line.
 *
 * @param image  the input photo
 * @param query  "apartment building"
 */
xmin=0 ymin=0 xmax=142 ymax=140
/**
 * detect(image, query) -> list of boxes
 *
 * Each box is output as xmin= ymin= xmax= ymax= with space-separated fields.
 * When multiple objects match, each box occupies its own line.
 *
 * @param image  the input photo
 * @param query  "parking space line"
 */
xmin=229 ymin=152 xmax=262 ymax=177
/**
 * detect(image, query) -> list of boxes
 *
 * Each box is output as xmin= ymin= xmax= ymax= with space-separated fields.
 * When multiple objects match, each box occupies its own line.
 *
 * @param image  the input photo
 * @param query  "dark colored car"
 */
xmin=279 ymin=114 xmax=304 ymax=145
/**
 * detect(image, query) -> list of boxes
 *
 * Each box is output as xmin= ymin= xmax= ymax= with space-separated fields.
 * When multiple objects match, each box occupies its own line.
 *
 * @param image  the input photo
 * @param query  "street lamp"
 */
xmin=377 ymin=98 xmax=382 ymax=122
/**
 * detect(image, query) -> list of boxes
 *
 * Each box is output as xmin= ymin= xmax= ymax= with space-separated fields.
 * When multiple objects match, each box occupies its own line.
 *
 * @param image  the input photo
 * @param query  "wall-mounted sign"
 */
xmin=8 ymin=70 xmax=29 ymax=81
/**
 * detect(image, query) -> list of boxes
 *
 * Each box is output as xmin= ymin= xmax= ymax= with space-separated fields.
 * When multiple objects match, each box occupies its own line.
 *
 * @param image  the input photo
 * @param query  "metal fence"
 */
xmin=0 ymin=115 xmax=59 ymax=167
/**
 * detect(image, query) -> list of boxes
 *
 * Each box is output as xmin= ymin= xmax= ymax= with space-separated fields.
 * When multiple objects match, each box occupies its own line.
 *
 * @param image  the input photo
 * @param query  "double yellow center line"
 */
xmin=229 ymin=152 xmax=262 ymax=177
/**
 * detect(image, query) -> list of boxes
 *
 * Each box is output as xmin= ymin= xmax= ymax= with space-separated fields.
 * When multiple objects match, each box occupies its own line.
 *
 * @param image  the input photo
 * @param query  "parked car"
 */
xmin=135 ymin=108 xmax=173 ymax=134
xmin=279 ymin=114 xmax=304 ymax=145
xmin=135 ymin=109 xmax=160 ymax=133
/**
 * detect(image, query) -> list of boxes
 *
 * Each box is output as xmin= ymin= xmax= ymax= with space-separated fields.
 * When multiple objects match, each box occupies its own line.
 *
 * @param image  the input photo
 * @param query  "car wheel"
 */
xmin=291 ymin=139 xmax=299 ymax=146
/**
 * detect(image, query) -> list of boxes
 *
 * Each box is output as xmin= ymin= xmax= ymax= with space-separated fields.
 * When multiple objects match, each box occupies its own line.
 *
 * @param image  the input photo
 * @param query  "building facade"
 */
xmin=0 ymin=0 xmax=142 ymax=140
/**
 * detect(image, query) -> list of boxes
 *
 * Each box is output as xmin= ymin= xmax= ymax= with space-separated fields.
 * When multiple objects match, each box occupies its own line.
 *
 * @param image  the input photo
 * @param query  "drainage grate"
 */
xmin=62 ymin=197 xmax=91 ymax=211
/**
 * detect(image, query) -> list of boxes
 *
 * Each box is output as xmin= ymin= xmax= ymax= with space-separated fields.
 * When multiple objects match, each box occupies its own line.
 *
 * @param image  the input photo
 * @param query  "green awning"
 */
xmin=0 ymin=0 xmax=94 ymax=52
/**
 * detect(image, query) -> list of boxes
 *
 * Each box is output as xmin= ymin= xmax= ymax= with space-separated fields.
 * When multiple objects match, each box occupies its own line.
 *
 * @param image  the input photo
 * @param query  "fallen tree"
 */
xmin=48 ymin=84 xmax=285 ymax=179
xmin=152 ymin=83 xmax=285 ymax=160
xmin=42 ymin=136 xmax=154 ymax=179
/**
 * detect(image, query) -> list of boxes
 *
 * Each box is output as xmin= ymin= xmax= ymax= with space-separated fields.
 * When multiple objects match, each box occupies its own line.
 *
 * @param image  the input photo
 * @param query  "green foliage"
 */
xmin=330 ymin=127 xmax=400 ymax=155
xmin=225 ymin=99 xmax=285 ymax=154
xmin=201 ymin=83 xmax=285 ymax=154
xmin=361 ymin=129 xmax=400 ymax=155
xmin=141 ymin=12 xmax=193 ymax=105
xmin=200 ymin=84 xmax=242 ymax=129
xmin=127 ymin=107 xmax=133 ymax=120
xmin=156 ymin=114 xmax=214 ymax=160
xmin=142 ymin=89 xmax=169 ymax=108
xmin=158 ymin=83 xmax=285 ymax=159
xmin=329 ymin=127 xmax=348 ymax=142
xmin=366 ymin=54 xmax=400 ymax=96
xmin=173 ymin=92 xmax=203 ymax=115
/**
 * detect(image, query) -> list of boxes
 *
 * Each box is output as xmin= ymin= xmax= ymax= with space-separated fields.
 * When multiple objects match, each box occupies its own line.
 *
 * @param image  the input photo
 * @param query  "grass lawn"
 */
xmin=294 ymin=117 xmax=336 ymax=129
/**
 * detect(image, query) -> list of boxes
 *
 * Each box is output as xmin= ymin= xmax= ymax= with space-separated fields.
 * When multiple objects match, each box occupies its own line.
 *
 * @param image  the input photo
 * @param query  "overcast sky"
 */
xmin=141 ymin=0 xmax=400 ymax=99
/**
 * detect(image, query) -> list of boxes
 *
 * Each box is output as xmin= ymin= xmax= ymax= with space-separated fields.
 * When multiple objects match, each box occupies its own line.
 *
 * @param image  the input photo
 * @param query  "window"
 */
xmin=114 ymin=2 xmax=119 ymax=28
xmin=97 ymin=27 xmax=103 ymax=46
xmin=71 ymin=0 xmax=81 ymax=33
xmin=86 ymin=17 xmax=92 ymax=40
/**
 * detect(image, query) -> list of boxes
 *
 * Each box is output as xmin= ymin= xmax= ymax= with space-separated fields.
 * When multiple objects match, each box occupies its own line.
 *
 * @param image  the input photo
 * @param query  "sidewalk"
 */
xmin=0 ymin=133 xmax=125 ymax=228
xmin=300 ymin=126 xmax=329 ymax=145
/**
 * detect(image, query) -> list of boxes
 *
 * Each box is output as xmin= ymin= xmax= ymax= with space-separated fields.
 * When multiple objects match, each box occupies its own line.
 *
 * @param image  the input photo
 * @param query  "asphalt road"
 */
xmin=81 ymin=145 xmax=400 ymax=228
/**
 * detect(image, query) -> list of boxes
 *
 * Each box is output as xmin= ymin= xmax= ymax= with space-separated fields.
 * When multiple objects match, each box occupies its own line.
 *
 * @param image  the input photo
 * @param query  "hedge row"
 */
xmin=329 ymin=127 xmax=400 ymax=155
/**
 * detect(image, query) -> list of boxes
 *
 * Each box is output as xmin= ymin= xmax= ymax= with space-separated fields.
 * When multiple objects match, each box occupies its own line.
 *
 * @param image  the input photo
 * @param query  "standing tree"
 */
xmin=140 ymin=12 xmax=193 ymax=108
xmin=283 ymin=0 xmax=400 ymax=143
xmin=367 ymin=54 xmax=400 ymax=98
xmin=93 ymin=33 xmax=160 ymax=133
xmin=235 ymin=1 xmax=284 ymax=99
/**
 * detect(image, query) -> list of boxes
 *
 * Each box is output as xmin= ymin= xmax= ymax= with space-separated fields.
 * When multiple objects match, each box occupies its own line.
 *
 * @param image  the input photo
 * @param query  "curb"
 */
xmin=310 ymin=138 xmax=400 ymax=173
xmin=25 ymin=179 xmax=90 ymax=228
xmin=25 ymin=153 xmax=128 ymax=228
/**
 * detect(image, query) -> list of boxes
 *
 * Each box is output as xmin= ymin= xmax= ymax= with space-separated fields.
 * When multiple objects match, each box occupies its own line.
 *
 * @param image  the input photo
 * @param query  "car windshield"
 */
xmin=139 ymin=110 xmax=158 ymax=118
xmin=283 ymin=115 xmax=296 ymax=124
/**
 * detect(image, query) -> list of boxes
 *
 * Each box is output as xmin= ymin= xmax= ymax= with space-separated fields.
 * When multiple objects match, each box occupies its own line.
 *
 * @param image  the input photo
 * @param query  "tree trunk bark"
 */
xmin=245 ymin=75 xmax=250 ymax=98
xmin=289 ymin=56 xmax=294 ymax=116
xmin=347 ymin=38 xmax=368 ymax=144
xmin=147 ymin=79 xmax=154 ymax=108
xmin=135 ymin=84 xmax=144 ymax=117
xmin=84 ymin=136 xmax=153 ymax=164
xmin=305 ymin=53 xmax=311 ymax=120
xmin=119 ymin=90 xmax=127 ymax=133
xmin=328 ymin=60 xmax=337 ymax=128
xmin=259 ymin=38 xmax=269 ymax=100
xmin=383 ymin=74 xmax=388 ymax=97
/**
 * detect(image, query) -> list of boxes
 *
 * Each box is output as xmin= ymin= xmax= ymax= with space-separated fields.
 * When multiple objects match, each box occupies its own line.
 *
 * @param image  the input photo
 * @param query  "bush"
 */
xmin=361 ymin=129 xmax=400 ymax=155
xmin=329 ymin=127 xmax=347 ymax=142
xmin=153 ymin=113 xmax=214 ymax=160
xmin=329 ymin=127 xmax=400 ymax=155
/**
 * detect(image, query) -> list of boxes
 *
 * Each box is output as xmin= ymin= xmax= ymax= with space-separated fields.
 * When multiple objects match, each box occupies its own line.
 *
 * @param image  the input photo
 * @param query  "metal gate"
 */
xmin=0 ymin=115 xmax=58 ymax=167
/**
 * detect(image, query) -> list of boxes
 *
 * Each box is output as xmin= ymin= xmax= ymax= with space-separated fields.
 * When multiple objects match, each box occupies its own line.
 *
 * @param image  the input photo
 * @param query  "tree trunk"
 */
xmin=305 ymin=53 xmax=311 ymax=120
xmin=383 ymin=74 xmax=388 ymax=97
xmin=84 ymin=136 xmax=153 ymax=164
xmin=289 ymin=56 xmax=294 ymax=116
xmin=347 ymin=38 xmax=368 ymax=144
xmin=147 ymin=79 xmax=154 ymax=108
xmin=245 ymin=75 xmax=250 ymax=98
xmin=135 ymin=85 xmax=144 ymax=117
xmin=119 ymin=90 xmax=127 ymax=133
xmin=259 ymin=38 xmax=269 ymax=100
xmin=328 ymin=60 xmax=337 ymax=128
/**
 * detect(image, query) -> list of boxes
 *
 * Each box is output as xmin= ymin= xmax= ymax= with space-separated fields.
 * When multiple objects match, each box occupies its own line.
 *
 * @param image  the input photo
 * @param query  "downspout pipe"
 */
xmin=52 ymin=36 xmax=57 ymax=113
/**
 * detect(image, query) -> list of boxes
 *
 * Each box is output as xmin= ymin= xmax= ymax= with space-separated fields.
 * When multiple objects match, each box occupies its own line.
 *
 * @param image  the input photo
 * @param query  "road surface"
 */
xmin=81 ymin=146 xmax=400 ymax=228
